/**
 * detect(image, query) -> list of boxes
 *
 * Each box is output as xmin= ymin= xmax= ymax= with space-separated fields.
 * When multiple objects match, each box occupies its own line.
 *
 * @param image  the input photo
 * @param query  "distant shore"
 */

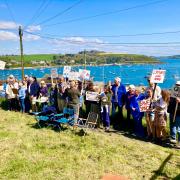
xmin=4 ymin=61 xmax=161 ymax=70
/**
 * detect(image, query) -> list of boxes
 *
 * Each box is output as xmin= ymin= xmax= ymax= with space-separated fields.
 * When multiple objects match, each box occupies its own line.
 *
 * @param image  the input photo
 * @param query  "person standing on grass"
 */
xmin=130 ymin=88 xmax=145 ymax=137
xmin=29 ymin=76 xmax=40 ymax=112
xmin=152 ymin=90 xmax=170 ymax=142
xmin=125 ymin=85 xmax=136 ymax=123
xmin=100 ymin=85 xmax=112 ymax=132
xmin=111 ymin=77 xmax=126 ymax=119
xmin=145 ymin=76 xmax=161 ymax=140
xmin=18 ymin=82 xmax=26 ymax=113
xmin=65 ymin=81 xmax=81 ymax=123
xmin=167 ymin=81 xmax=180 ymax=148
xmin=6 ymin=75 xmax=19 ymax=111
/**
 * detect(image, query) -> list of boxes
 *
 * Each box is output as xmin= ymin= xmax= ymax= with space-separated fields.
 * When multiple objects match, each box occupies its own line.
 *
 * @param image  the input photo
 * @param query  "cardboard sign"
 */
xmin=171 ymin=85 xmax=180 ymax=98
xmin=79 ymin=69 xmax=90 ymax=80
xmin=68 ymin=72 xmax=80 ymax=81
xmin=63 ymin=66 xmax=71 ymax=78
xmin=150 ymin=69 xmax=166 ymax=83
xmin=0 ymin=60 xmax=6 ymax=70
xmin=51 ymin=68 xmax=58 ymax=78
xmin=86 ymin=91 xmax=99 ymax=102
xmin=139 ymin=99 xmax=151 ymax=112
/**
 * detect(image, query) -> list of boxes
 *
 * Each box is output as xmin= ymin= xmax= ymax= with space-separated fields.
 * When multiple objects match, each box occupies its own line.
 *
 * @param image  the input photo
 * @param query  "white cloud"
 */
xmin=0 ymin=21 xmax=20 ymax=30
xmin=26 ymin=25 xmax=41 ymax=33
xmin=61 ymin=37 xmax=104 ymax=44
xmin=0 ymin=30 xmax=18 ymax=41
xmin=24 ymin=34 xmax=41 ymax=41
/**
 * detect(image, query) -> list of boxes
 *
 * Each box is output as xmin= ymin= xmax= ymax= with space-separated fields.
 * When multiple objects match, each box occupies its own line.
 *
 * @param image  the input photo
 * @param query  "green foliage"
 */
xmin=0 ymin=51 xmax=159 ymax=68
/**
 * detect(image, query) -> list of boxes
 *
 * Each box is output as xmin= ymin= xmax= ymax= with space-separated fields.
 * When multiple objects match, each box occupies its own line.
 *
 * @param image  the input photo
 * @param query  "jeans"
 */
xmin=112 ymin=102 xmax=123 ymax=118
xmin=68 ymin=104 xmax=79 ymax=122
xmin=101 ymin=105 xmax=110 ymax=127
xmin=19 ymin=98 xmax=25 ymax=113
xmin=170 ymin=114 xmax=180 ymax=142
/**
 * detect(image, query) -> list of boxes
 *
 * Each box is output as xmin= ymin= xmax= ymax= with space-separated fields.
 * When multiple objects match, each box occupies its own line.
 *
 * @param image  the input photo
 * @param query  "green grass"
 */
xmin=0 ymin=109 xmax=179 ymax=180
xmin=8 ymin=54 xmax=56 ymax=62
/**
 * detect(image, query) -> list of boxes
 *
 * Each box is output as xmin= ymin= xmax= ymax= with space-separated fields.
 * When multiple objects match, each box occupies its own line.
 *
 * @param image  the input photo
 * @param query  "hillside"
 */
xmin=0 ymin=51 xmax=159 ymax=68
xmin=0 ymin=109 xmax=179 ymax=179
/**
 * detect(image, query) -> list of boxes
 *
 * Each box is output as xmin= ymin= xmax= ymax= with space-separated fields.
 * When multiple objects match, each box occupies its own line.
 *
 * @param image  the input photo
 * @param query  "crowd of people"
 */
xmin=1 ymin=74 xmax=180 ymax=147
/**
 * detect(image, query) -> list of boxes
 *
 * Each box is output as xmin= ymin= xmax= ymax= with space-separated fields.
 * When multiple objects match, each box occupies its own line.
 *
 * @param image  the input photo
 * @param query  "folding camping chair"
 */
xmin=77 ymin=112 xmax=98 ymax=134
xmin=52 ymin=108 xmax=75 ymax=130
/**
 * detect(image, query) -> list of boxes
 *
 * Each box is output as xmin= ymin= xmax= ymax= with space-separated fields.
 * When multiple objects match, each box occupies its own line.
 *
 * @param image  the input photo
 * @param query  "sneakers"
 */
xmin=105 ymin=127 xmax=110 ymax=132
xmin=170 ymin=139 xmax=177 ymax=144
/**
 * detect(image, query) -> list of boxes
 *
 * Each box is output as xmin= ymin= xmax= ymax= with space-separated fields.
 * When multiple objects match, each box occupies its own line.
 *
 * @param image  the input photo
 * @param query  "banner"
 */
xmin=150 ymin=69 xmax=166 ymax=83
xmin=51 ymin=68 xmax=58 ymax=78
xmin=79 ymin=69 xmax=90 ymax=80
xmin=171 ymin=85 xmax=180 ymax=98
xmin=86 ymin=91 xmax=99 ymax=102
xmin=139 ymin=99 xmax=151 ymax=112
xmin=63 ymin=66 xmax=71 ymax=78
xmin=0 ymin=60 xmax=6 ymax=70
xmin=68 ymin=72 xmax=80 ymax=81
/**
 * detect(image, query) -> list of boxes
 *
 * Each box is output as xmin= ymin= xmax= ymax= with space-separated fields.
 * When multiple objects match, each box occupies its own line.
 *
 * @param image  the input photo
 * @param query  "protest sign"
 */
xmin=63 ymin=66 xmax=71 ymax=78
xmin=51 ymin=68 xmax=58 ymax=78
xmin=150 ymin=69 xmax=166 ymax=83
xmin=79 ymin=69 xmax=90 ymax=80
xmin=171 ymin=85 xmax=180 ymax=98
xmin=86 ymin=91 xmax=99 ymax=102
xmin=139 ymin=99 xmax=151 ymax=112
xmin=0 ymin=60 xmax=6 ymax=70
xmin=68 ymin=72 xmax=80 ymax=81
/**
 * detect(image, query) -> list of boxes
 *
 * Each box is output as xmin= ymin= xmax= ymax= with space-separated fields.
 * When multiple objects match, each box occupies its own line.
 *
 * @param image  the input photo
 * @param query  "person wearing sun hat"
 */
xmin=168 ymin=80 xmax=180 ymax=148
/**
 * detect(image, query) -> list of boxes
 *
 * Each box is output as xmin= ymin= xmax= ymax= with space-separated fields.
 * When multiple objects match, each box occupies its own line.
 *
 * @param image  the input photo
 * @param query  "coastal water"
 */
xmin=0 ymin=58 xmax=179 ymax=88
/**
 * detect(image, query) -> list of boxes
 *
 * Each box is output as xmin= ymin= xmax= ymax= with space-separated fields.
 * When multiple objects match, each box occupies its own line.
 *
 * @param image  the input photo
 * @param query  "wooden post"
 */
xmin=173 ymin=101 xmax=178 ymax=122
xmin=19 ymin=26 xmax=24 ymax=80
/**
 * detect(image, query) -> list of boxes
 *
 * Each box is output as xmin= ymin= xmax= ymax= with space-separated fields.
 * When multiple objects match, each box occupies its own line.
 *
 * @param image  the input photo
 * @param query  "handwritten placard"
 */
xmin=51 ymin=68 xmax=58 ymax=78
xmin=63 ymin=66 xmax=71 ymax=78
xmin=86 ymin=91 xmax=99 ymax=102
xmin=139 ymin=99 xmax=151 ymax=112
xmin=150 ymin=69 xmax=166 ymax=83
xmin=0 ymin=60 xmax=6 ymax=70
xmin=79 ymin=69 xmax=90 ymax=80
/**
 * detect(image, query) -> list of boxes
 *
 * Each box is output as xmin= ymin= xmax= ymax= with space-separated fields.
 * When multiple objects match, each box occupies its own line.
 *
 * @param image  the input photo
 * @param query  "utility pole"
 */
xmin=19 ymin=26 xmax=24 ymax=80
xmin=84 ymin=49 xmax=86 ymax=70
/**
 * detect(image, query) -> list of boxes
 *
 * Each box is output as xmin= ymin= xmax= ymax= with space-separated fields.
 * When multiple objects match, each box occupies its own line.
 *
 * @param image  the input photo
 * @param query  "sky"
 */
xmin=0 ymin=0 xmax=180 ymax=56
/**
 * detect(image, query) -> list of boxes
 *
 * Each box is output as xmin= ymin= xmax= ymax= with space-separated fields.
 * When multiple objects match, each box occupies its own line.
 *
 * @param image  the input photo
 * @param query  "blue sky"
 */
xmin=0 ymin=0 xmax=180 ymax=56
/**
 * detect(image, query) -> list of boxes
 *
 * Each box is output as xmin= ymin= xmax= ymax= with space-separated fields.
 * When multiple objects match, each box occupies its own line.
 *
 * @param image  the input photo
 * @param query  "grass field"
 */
xmin=0 ymin=109 xmax=179 ymax=180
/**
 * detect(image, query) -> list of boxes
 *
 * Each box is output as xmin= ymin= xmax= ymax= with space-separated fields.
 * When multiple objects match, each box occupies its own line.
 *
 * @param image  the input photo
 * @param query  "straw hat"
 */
xmin=176 ymin=80 xmax=180 ymax=86
xmin=129 ymin=84 xmax=135 ymax=90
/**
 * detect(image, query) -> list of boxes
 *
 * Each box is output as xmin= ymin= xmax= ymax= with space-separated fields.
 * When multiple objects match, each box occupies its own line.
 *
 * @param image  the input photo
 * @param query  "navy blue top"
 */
xmin=111 ymin=83 xmax=126 ymax=107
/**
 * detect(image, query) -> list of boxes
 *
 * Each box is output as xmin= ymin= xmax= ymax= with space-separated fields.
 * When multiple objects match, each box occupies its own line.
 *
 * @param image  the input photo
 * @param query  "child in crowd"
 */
xmin=100 ymin=85 xmax=112 ymax=132
xmin=153 ymin=90 xmax=170 ymax=141
xmin=18 ymin=82 xmax=26 ymax=113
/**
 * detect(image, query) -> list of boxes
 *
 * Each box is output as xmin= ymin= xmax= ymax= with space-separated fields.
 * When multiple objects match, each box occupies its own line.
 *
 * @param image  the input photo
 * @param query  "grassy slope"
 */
xmin=0 ymin=54 xmax=55 ymax=62
xmin=0 ymin=109 xmax=179 ymax=180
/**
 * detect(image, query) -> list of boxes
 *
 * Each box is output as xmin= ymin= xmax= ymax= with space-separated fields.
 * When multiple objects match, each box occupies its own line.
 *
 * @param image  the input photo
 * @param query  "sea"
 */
xmin=0 ymin=58 xmax=179 ymax=89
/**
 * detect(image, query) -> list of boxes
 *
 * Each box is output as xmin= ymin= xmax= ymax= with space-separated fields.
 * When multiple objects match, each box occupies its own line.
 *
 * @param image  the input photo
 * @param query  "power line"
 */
xmin=27 ymin=30 xmax=180 ymax=38
xmin=24 ymin=0 xmax=48 ymax=28
xmin=4 ymin=0 xmax=17 ymax=24
xmin=24 ymin=31 xmax=180 ymax=47
xmin=30 ymin=0 xmax=52 ymax=25
xmin=36 ymin=0 xmax=84 ymax=26
xmin=42 ymin=0 xmax=169 ymax=28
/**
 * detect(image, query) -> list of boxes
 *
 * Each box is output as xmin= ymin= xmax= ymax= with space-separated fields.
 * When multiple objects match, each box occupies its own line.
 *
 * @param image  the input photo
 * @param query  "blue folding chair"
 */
xmin=52 ymin=108 xmax=75 ymax=130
